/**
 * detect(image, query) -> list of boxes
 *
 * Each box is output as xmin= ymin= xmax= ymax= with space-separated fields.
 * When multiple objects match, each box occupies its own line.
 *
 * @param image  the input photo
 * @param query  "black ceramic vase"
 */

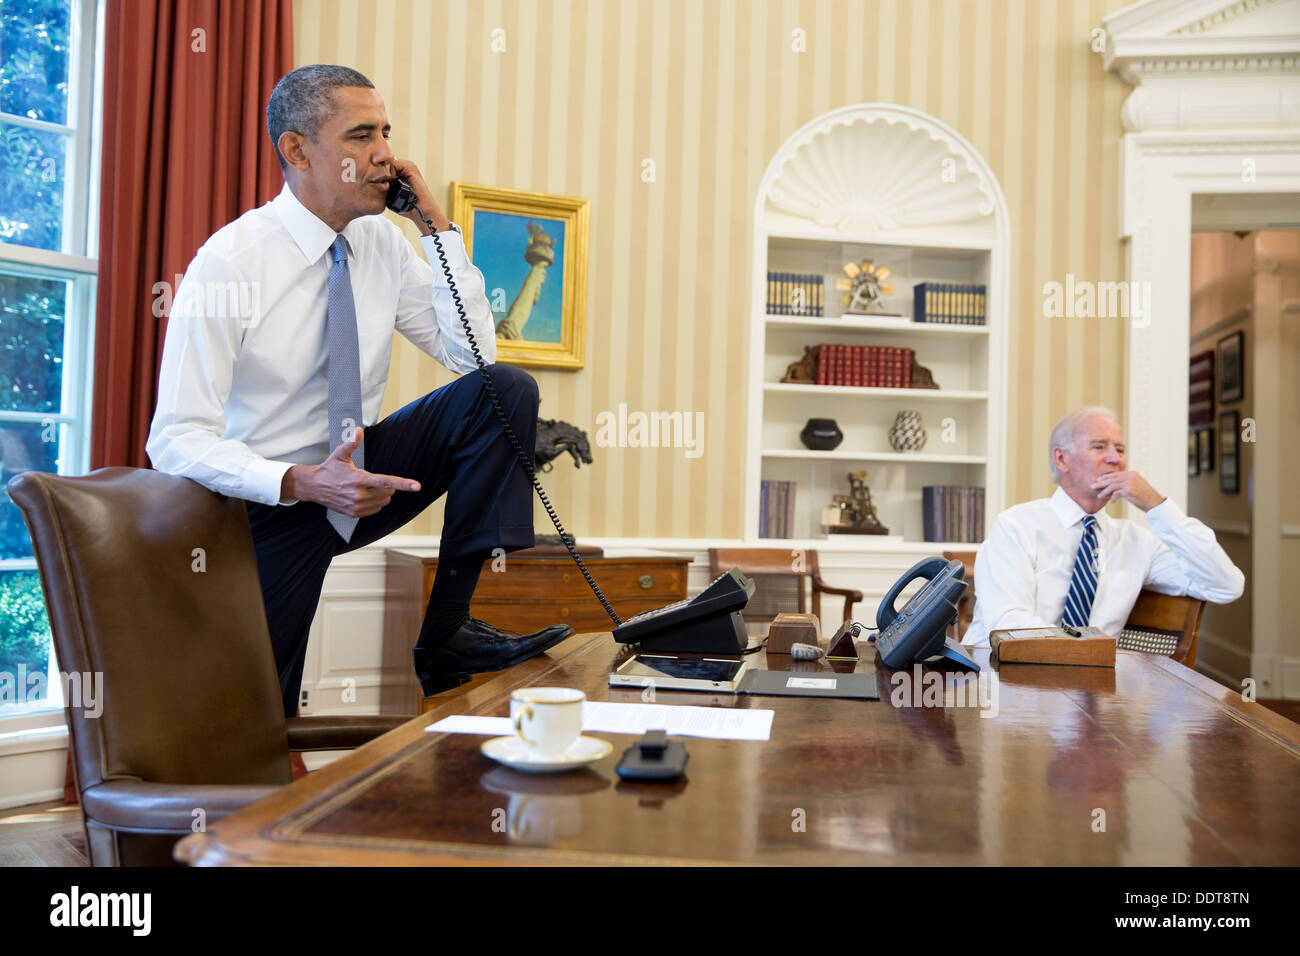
xmin=800 ymin=418 xmax=844 ymax=451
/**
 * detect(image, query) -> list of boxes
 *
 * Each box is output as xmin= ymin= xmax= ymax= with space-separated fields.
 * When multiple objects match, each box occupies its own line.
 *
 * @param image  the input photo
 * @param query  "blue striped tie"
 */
xmin=326 ymin=235 xmax=363 ymax=542
xmin=1061 ymin=515 xmax=1099 ymax=628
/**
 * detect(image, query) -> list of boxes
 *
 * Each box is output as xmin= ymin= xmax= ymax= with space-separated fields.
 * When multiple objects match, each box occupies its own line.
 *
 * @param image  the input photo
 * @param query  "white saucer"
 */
xmin=480 ymin=734 xmax=613 ymax=773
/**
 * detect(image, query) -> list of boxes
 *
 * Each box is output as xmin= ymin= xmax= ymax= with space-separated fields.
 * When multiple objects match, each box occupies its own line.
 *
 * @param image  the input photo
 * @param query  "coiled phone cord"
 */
xmin=425 ymin=225 xmax=624 ymax=628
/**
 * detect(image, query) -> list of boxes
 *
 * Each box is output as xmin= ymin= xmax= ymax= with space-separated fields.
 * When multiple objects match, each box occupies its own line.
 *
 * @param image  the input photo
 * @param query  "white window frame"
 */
xmin=0 ymin=0 xmax=103 ymax=735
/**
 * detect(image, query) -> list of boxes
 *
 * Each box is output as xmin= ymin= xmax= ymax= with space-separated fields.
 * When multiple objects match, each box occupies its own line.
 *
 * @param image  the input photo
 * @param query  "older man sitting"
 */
xmin=962 ymin=406 xmax=1244 ymax=648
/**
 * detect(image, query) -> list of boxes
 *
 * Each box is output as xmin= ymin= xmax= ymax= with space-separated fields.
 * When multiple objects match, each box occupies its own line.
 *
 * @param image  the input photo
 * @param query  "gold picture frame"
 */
xmin=448 ymin=182 xmax=589 ymax=370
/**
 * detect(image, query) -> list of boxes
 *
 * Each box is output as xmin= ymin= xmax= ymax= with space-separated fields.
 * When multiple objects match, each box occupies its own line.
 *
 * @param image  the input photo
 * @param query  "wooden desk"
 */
xmin=177 ymin=634 xmax=1300 ymax=866
xmin=385 ymin=548 xmax=689 ymax=635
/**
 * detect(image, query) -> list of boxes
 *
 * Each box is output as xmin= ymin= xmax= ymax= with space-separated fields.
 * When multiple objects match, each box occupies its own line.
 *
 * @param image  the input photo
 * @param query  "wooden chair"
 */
xmin=1120 ymin=589 xmax=1205 ymax=668
xmin=943 ymin=550 xmax=978 ymax=641
xmin=707 ymin=548 xmax=863 ymax=630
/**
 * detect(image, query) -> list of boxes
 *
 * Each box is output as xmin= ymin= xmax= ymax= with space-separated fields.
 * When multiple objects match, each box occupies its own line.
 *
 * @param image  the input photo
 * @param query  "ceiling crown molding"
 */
xmin=1175 ymin=0 xmax=1276 ymax=33
xmin=1100 ymin=0 xmax=1300 ymax=131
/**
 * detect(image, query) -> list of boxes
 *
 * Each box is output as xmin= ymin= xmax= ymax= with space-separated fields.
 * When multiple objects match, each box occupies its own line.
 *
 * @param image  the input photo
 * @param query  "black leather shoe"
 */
xmin=413 ymin=617 xmax=575 ymax=697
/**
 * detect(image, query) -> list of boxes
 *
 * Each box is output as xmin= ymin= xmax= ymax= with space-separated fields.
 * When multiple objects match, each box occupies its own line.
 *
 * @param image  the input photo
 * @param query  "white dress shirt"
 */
xmin=147 ymin=184 xmax=496 ymax=506
xmin=962 ymin=486 xmax=1245 ymax=647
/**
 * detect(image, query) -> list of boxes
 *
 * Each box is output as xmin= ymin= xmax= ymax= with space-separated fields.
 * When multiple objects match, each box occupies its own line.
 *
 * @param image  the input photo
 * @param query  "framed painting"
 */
xmin=1217 ymin=330 xmax=1244 ymax=405
xmin=1188 ymin=349 xmax=1214 ymax=424
xmin=1188 ymin=431 xmax=1198 ymax=477
xmin=1197 ymin=426 xmax=1214 ymax=474
xmin=449 ymin=183 xmax=589 ymax=370
xmin=1219 ymin=411 xmax=1239 ymax=495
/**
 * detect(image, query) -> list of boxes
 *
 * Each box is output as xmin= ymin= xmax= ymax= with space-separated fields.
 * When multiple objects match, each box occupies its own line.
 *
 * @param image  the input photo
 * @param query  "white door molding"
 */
xmin=1117 ymin=128 xmax=1300 ymax=509
xmin=1100 ymin=0 xmax=1300 ymax=509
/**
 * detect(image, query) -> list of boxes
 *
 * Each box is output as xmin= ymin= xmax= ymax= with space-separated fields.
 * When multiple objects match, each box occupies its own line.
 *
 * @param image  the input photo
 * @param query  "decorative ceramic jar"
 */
xmin=800 ymin=418 xmax=844 ymax=451
xmin=888 ymin=410 xmax=927 ymax=452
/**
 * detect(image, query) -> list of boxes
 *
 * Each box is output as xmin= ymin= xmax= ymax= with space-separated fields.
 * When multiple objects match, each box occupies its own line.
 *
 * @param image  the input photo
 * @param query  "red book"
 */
xmin=851 ymin=345 xmax=863 ymax=387
xmin=816 ymin=344 xmax=827 ymax=385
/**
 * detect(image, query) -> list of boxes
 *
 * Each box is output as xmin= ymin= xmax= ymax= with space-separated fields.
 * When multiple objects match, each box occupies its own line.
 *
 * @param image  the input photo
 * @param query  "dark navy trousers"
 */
xmin=245 ymin=363 xmax=539 ymax=717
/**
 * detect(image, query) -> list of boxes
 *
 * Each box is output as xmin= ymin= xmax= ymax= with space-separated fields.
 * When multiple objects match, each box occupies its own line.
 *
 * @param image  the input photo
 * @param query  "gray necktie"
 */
xmin=326 ymin=234 xmax=363 ymax=541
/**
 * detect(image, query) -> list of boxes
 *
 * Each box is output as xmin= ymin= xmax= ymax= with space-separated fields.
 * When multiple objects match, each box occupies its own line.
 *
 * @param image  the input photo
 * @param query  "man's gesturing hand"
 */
xmin=1092 ymin=471 xmax=1165 ymax=512
xmin=281 ymin=428 xmax=421 ymax=517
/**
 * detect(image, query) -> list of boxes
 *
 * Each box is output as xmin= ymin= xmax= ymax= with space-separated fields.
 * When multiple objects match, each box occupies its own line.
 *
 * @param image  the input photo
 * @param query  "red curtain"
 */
xmin=90 ymin=0 xmax=292 ymax=471
xmin=73 ymin=0 xmax=293 ymax=805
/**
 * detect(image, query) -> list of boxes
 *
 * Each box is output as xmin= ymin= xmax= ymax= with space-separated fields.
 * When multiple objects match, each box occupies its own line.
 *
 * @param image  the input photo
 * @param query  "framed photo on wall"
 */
xmin=1219 ymin=411 xmax=1239 ymax=495
xmin=1187 ymin=432 xmax=1199 ymax=477
xmin=1189 ymin=349 xmax=1214 ymax=424
xmin=1197 ymin=426 xmax=1213 ymax=474
xmin=1217 ymin=331 xmax=1244 ymax=404
xmin=449 ymin=182 xmax=590 ymax=370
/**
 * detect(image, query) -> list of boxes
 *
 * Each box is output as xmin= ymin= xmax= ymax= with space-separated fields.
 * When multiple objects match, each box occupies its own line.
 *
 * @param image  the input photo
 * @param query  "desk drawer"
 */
xmin=415 ymin=557 xmax=689 ymax=634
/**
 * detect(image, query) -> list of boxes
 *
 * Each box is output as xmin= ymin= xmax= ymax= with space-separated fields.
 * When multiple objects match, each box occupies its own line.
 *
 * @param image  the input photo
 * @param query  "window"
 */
xmin=0 ymin=0 xmax=101 ymax=721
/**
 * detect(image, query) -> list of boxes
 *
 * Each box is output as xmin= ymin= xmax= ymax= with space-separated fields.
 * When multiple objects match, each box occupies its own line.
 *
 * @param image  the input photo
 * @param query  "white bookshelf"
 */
xmin=745 ymin=103 xmax=1010 ymax=552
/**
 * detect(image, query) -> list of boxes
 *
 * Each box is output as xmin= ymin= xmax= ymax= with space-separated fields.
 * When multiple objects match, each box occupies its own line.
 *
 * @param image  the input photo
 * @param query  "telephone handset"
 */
xmin=384 ymin=178 xmax=420 ymax=215
xmin=873 ymin=557 xmax=979 ymax=671
xmin=384 ymin=179 xmax=754 ymax=644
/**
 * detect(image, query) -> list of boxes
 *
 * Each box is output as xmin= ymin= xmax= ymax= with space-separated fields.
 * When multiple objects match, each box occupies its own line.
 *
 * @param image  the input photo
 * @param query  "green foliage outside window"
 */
xmin=1 ymin=0 xmax=72 ymax=251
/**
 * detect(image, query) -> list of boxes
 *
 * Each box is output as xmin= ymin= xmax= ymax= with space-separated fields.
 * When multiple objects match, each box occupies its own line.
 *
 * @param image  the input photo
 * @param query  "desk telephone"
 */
xmin=873 ymin=557 xmax=978 ymax=671
xmin=390 ymin=180 xmax=974 ymax=665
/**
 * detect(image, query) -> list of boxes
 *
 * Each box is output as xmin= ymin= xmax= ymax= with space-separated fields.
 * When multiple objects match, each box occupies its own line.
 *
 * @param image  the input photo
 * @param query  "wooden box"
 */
xmin=990 ymin=626 xmax=1116 ymax=667
xmin=766 ymin=612 xmax=821 ymax=655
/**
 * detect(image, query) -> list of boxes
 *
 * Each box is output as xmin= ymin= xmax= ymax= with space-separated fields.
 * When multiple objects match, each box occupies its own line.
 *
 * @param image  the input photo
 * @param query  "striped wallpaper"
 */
xmin=292 ymin=0 xmax=1133 ymax=540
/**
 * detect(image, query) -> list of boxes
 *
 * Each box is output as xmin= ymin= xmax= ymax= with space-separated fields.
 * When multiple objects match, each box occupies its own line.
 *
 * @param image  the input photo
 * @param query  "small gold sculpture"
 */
xmin=836 ymin=260 xmax=895 ymax=314
xmin=825 ymin=469 xmax=889 ymax=535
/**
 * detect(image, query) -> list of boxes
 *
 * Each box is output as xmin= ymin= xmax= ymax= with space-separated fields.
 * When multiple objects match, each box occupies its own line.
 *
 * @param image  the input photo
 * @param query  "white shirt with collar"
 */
xmin=147 ymin=184 xmax=496 ymax=507
xmin=962 ymin=486 xmax=1244 ymax=647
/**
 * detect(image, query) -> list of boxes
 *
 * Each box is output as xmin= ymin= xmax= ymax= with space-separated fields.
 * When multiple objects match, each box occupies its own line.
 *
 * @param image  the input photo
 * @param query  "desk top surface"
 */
xmin=178 ymin=633 xmax=1300 ymax=866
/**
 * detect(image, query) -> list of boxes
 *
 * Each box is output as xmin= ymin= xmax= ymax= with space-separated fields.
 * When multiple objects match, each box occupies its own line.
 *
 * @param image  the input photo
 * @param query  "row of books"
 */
xmin=766 ymin=272 xmax=825 ymax=316
xmin=913 ymin=282 xmax=986 ymax=325
xmin=759 ymin=480 xmax=798 ymax=538
xmin=815 ymin=344 xmax=914 ymax=388
xmin=922 ymin=485 xmax=985 ymax=543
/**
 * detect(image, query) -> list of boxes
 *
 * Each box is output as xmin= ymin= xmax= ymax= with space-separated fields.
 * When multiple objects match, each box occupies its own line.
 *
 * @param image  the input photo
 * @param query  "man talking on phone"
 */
xmin=147 ymin=65 xmax=572 ymax=716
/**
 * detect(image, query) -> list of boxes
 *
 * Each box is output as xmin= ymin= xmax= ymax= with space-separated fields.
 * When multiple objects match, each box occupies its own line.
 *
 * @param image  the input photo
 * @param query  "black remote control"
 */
xmin=616 ymin=730 xmax=689 ymax=781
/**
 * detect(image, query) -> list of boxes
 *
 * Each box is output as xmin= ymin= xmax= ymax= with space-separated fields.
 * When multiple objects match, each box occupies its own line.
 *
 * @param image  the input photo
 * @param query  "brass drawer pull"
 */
xmin=638 ymin=574 xmax=655 ymax=589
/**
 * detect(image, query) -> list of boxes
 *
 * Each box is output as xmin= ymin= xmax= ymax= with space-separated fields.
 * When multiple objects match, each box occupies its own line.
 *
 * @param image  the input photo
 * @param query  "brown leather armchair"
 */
xmin=8 ymin=468 xmax=412 ymax=866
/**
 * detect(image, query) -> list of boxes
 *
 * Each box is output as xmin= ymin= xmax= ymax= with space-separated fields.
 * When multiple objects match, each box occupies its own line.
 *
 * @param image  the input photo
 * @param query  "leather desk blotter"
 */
xmin=990 ymin=626 xmax=1116 ymax=667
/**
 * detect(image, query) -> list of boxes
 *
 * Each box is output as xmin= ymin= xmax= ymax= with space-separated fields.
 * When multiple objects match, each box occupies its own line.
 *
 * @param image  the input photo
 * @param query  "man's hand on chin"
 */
xmin=279 ymin=428 xmax=421 ymax=517
xmin=1092 ymin=471 xmax=1166 ymax=512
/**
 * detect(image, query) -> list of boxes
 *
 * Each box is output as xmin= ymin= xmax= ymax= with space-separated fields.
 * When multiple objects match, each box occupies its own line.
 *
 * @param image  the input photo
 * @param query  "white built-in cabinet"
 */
xmin=745 ymin=104 xmax=1010 ymax=553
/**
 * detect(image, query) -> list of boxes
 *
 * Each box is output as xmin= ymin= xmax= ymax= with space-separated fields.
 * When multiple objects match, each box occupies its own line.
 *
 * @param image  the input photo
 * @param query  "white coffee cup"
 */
xmin=510 ymin=687 xmax=585 ymax=755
